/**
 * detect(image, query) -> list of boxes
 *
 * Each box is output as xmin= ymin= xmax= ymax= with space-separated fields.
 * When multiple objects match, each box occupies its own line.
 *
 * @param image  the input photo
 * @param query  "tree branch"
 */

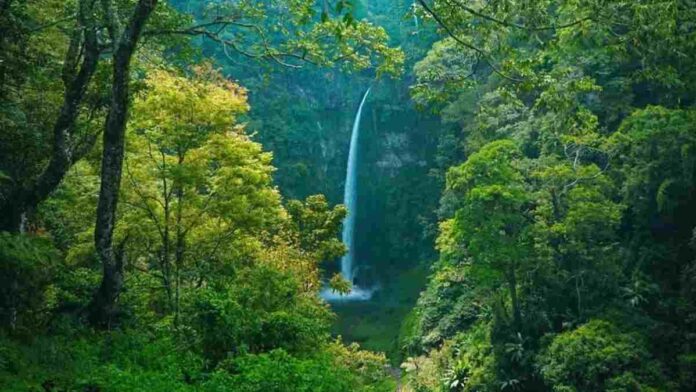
xmin=445 ymin=0 xmax=592 ymax=32
xmin=100 ymin=0 xmax=122 ymax=48
xmin=26 ymin=0 xmax=101 ymax=209
xmin=145 ymin=20 xmax=315 ymax=68
xmin=416 ymin=0 xmax=523 ymax=83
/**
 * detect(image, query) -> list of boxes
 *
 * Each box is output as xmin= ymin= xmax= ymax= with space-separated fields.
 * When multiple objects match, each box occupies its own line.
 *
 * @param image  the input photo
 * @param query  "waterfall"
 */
xmin=341 ymin=87 xmax=370 ymax=283
xmin=322 ymin=87 xmax=373 ymax=301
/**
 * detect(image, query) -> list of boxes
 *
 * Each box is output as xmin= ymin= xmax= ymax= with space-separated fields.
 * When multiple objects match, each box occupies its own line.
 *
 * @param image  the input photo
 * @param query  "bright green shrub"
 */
xmin=187 ymin=265 xmax=331 ymax=363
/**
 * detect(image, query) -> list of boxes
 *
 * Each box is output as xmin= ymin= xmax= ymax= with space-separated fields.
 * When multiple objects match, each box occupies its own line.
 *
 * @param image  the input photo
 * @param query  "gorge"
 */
xmin=2 ymin=1 xmax=696 ymax=391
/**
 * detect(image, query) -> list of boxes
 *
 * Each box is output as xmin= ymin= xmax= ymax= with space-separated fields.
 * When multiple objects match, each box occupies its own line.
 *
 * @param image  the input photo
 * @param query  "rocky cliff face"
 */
xmin=352 ymin=78 xmax=440 ymax=285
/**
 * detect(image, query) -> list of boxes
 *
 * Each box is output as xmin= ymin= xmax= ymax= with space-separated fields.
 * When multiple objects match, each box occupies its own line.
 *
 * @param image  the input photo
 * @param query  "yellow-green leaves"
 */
xmin=131 ymin=65 xmax=249 ymax=152
xmin=328 ymin=273 xmax=352 ymax=295
xmin=120 ymin=68 xmax=282 ymax=313
xmin=284 ymin=195 xmax=347 ymax=263
xmin=291 ymin=19 xmax=404 ymax=77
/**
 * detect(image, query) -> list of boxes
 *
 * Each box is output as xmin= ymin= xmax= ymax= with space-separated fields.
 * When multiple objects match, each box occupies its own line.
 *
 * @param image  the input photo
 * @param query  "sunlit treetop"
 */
xmin=131 ymin=64 xmax=250 ymax=151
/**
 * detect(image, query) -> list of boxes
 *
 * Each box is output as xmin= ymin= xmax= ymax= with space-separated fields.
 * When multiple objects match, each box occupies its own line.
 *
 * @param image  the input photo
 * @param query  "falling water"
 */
xmin=341 ymin=87 xmax=370 ymax=283
xmin=322 ymin=87 xmax=373 ymax=301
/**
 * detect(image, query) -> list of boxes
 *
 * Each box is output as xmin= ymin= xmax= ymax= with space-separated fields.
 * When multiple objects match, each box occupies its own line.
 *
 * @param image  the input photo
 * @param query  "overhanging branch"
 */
xmin=417 ymin=0 xmax=523 ymax=83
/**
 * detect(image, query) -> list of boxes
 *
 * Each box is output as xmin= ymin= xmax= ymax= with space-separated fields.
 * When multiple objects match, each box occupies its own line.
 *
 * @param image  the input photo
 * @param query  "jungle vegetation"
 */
xmin=401 ymin=1 xmax=696 ymax=391
xmin=1 ymin=1 xmax=695 ymax=392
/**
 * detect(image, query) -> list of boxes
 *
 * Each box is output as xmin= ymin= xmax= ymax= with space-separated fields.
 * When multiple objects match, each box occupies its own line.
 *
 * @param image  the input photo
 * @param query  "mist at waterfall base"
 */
xmin=321 ymin=88 xmax=377 ymax=302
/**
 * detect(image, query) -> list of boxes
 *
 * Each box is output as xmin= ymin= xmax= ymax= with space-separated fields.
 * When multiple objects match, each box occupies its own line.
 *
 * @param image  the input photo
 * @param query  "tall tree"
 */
xmin=444 ymin=140 xmax=530 ymax=331
xmin=88 ymin=0 xmax=159 ymax=327
xmin=118 ymin=67 xmax=280 ymax=322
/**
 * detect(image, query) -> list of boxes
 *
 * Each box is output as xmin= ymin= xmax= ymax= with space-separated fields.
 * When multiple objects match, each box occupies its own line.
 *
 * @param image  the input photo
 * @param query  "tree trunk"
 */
xmin=89 ymin=0 xmax=158 ymax=327
xmin=174 ymin=173 xmax=185 ymax=326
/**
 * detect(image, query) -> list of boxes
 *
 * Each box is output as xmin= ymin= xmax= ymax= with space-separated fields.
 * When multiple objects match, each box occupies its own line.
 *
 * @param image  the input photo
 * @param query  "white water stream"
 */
xmin=322 ymin=88 xmax=374 ymax=301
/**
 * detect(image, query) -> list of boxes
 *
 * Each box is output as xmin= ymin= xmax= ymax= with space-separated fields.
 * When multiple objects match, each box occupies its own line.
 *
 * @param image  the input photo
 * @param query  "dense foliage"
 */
xmin=0 ymin=0 xmax=400 ymax=390
xmin=2 ymin=0 xmax=696 ymax=391
xmin=401 ymin=0 xmax=696 ymax=391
